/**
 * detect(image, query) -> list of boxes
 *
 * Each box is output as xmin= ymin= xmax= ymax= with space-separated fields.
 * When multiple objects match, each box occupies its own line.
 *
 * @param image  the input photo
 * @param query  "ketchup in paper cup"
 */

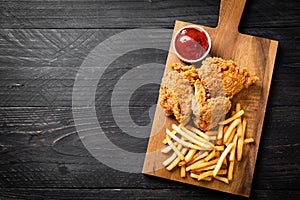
xmin=173 ymin=25 xmax=211 ymax=63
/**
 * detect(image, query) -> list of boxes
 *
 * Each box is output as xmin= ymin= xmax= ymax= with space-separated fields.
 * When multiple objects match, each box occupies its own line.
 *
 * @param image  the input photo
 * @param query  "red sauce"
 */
xmin=175 ymin=27 xmax=209 ymax=61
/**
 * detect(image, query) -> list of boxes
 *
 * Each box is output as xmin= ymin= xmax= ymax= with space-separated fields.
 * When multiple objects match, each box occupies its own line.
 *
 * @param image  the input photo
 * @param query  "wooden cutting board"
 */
xmin=142 ymin=0 xmax=278 ymax=197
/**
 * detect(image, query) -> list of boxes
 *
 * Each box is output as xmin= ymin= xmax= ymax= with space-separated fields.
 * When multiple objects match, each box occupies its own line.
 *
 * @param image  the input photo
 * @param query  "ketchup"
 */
xmin=175 ymin=27 xmax=209 ymax=61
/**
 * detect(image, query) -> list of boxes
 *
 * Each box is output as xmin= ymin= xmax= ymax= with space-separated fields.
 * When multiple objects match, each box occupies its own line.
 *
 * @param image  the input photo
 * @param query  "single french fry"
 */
xmin=197 ymin=170 xmax=213 ymax=180
xmin=225 ymin=127 xmax=236 ymax=146
xmin=185 ymin=125 xmax=210 ymax=140
xmin=190 ymin=172 xmax=199 ymax=179
xmin=188 ymin=151 xmax=209 ymax=164
xmin=214 ymin=176 xmax=229 ymax=184
xmin=204 ymin=150 xmax=216 ymax=162
xmin=217 ymin=125 xmax=224 ymax=140
xmin=223 ymin=126 xmax=229 ymax=135
xmin=166 ymin=147 xmax=188 ymax=171
xmin=181 ymin=165 xmax=186 ymax=178
xmin=244 ymin=138 xmax=255 ymax=144
xmin=166 ymin=129 xmax=203 ymax=150
xmin=190 ymin=172 xmax=212 ymax=181
xmin=192 ymin=164 xmax=217 ymax=172
xmin=230 ymin=135 xmax=238 ymax=161
xmin=242 ymin=118 xmax=247 ymax=136
xmin=223 ymin=118 xmax=241 ymax=143
xmin=237 ymin=119 xmax=247 ymax=161
xmin=201 ymin=176 xmax=213 ymax=181
xmin=161 ymin=145 xmax=171 ymax=153
xmin=213 ymin=143 xmax=234 ymax=177
xmin=190 ymin=151 xmax=204 ymax=160
xmin=184 ymin=149 xmax=197 ymax=163
xmin=198 ymin=169 xmax=227 ymax=181
xmin=236 ymin=118 xmax=244 ymax=137
xmin=215 ymin=151 xmax=220 ymax=158
xmin=228 ymin=161 xmax=234 ymax=181
xmin=166 ymin=134 xmax=185 ymax=160
xmin=219 ymin=110 xmax=244 ymax=125
xmin=214 ymin=145 xmax=224 ymax=151
xmin=162 ymin=144 xmax=183 ymax=166
xmin=188 ymin=158 xmax=205 ymax=167
xmin=186 ymin=158 xmax=219 ymax=171
xmin=186 ymin=159 xmax=205 ymax=171
xmin=237 ymin=139 xmax=243 ymax=161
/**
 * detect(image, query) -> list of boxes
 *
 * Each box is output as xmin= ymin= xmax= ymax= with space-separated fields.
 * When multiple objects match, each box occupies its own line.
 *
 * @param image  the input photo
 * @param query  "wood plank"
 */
xmin=0 ymin=28 xmax=299 ymax=107
xmin=0 ymin=28 xmax=297 ymax=69
xmin=0 ymin=0 xmax=298 ymax=29
xmin=0 ymin=188 xmax=299 ymax=200
xmin=143 ymin=0 xmax=280 ymax=196
xmin=0 ymin=76 xmax=299 ymax=107
xmin=0 ymin=106 xmax=299 ymax=190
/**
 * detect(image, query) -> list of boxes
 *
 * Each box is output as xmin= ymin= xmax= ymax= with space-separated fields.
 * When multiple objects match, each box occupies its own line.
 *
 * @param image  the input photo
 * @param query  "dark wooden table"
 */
xmin=0 ymin=0 xmax=299 ymax=199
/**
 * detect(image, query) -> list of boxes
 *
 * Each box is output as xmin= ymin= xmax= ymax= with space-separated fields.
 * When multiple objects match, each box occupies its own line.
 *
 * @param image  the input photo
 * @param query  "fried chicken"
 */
xmin=159 ymin=57 xmax=259 ymax=131
xmin=159 ymin=68 xmax=193 ymax=124
xmin=192 ymin=80 xmax=231 ymax=131
xmin=199 ymin=57 xmax=259 ymax=99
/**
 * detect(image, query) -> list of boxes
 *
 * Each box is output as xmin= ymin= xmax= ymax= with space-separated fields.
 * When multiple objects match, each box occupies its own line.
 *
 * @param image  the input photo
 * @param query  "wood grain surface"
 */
xmin=143 ymin=0 xmax=278 ymax=197
xmin=0 ymin=0 xmax=299 ymax=199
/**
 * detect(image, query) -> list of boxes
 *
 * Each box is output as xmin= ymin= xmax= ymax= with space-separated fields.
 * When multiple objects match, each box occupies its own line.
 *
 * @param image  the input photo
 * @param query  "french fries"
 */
xmin=161 ymin=103 xmax=254 ymax=184
xmin=166 ymin=135 xmax=185 ymax=160
xmin=219 ymin=110 xmax=244 ymax=125
xmin=162 ymin=144 xmax=182 ymax=166
xmin=166 ymin=147 xmax=188 ymax=171
xmin=223 ymin=119 xmax=241 ymax=143
xmin=213 ymin=143 xmax=234 ymax=177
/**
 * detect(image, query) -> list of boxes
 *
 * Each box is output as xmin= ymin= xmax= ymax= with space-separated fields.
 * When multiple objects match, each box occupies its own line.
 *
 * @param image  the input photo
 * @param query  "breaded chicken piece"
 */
xmin=168 ymin=63 xmax=199 ymax=85
xmin=159 ymin=69 xmax=193 ymax=124
xmin=192 ymin=57 xmax=258 ymax=130
xmin=199 ymin=57 xmax=259 ymax=99
xmin=159 ymin=57 xmax=258 ymax=131
xmin=192 ymin=79 xmax=231 ymax=131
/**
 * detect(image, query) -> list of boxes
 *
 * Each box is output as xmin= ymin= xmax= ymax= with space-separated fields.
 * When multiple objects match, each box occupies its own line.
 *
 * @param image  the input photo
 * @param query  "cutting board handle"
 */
xmin=217 ymin=0 xmax=247 ymax=33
